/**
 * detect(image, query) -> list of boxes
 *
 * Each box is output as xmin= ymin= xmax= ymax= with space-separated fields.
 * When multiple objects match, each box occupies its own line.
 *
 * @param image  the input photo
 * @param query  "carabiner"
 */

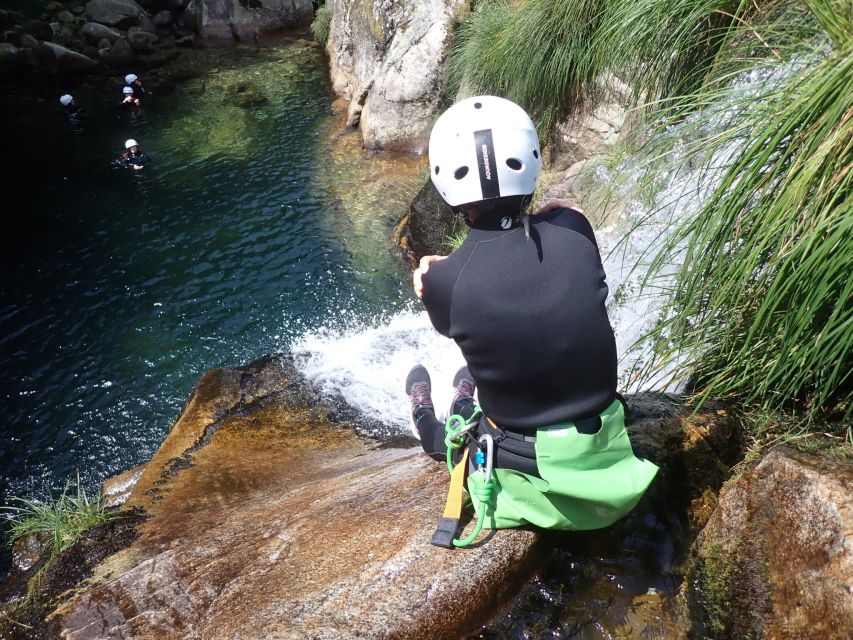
xmin=477 ymin=433 xmax=494 ymax=483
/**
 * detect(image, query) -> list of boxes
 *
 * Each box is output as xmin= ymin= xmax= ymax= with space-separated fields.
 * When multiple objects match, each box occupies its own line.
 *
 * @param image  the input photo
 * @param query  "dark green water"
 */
xmin=0 ymin=37 xmax=420 ymax=505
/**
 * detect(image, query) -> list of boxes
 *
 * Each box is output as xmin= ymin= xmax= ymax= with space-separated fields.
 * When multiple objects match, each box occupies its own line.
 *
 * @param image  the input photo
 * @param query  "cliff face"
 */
xmin=325 ymin=0 xmax=469 ymax=152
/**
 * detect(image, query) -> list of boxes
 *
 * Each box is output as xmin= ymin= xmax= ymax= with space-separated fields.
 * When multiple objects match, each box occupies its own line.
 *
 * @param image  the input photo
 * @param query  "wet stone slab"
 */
xmin=55 ymin=355 xmax=543 ymax=640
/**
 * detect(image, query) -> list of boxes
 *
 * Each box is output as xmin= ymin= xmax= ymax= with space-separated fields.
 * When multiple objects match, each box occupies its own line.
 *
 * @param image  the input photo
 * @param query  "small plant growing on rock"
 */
xmin=1 ymin=474 xmax=116 ymax=557
xmin=311 ymin=5 xmax=332 ymax=46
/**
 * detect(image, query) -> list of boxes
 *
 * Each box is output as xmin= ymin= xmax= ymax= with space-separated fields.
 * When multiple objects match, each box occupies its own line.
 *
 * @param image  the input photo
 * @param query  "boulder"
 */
xmin=37 ymin=40 xmax=99 ymax=74
xmin=127 ymin=25 xmax=158 ymax=52
xmin=29 ymin=19 xmax=53 ymax=41
xmin=102 ymin=35 xmax=136 ymax=66
xmin=56 ymin=10 xmax=76 ymax=24
xmin=693 ymin=447 xmax=853 ymax=639
xmin=52 ymin=22 xmax=77 ymax=47
xmin=223 ymin=80 xmax=267 ymax=107
xmin=324 ymin=0 xmax=467 ymax=152
xmin=183 ymin=0 xmax=312 ymax=41
xmin=0 ymin=42 xmax=24 ymax=76
xmin=19 ymin=33 xmax=38 ymax=48
xmin=175 ymin=33 xmax=195 ymax=47
xmin=152 ymin=10 xmax=173 ymax=27
xmin=82 ymin=21 xmax=121 ymax=43
xmin=46 ymin=1 xmax=64 ymax=12
xmin=395 ymin=178 xmax=457 ymax=263
xmin=84 ymin=0 xmax=146 ymax=28
xmin=136 ymin=14 xmax=157 ymax=33
xmin=47 ymin=356 xmax=544 ymax=639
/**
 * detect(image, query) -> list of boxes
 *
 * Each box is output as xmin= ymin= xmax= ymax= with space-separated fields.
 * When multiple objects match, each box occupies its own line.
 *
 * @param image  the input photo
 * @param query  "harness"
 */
xmin=430 ymin=408 xmax=495 ymax=548
xmin=430 ymin=398 xmax=660 ymax=549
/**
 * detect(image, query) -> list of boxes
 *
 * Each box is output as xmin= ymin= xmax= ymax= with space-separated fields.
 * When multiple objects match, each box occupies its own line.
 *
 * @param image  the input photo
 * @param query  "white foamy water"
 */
xmin=292 ymin=307 xmax=468 ymax=435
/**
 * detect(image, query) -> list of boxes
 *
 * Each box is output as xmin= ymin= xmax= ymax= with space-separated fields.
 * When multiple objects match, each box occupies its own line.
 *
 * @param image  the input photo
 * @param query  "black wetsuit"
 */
xmin=131 ymin=83 xmax=147 ymax=101
xmin=417 ymin=207 xmax=617 ymax=464
xmin=63 ymin=103 xmax=82 ymax=125
xmin=122 ymin=150 xmax=150 ymax=168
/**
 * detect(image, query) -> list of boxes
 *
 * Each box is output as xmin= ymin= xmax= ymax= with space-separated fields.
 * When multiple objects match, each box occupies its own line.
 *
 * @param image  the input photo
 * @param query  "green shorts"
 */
xmin=466 ymin=398 xmax=659 ymax=530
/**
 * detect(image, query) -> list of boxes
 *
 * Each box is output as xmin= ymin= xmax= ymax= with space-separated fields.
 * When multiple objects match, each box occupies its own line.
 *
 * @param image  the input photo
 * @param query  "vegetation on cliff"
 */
xmin=311 ymin=4 xmax=332 ymax=45
xmin=448 ymin=0 xmax=852 ymax=426
xmin=2 ymin=476 xmax=116 ymax=557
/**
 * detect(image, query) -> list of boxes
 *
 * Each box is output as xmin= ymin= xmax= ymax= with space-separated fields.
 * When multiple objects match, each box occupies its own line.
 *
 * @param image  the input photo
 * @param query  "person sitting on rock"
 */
xmin=406 ymin=95 xmax=658 ymax=544
xmin=125 ymin=73 xmax=149 ymax=101
xmin=121 ymin=139 xmax=150 ymax=171
xmin=59 ymin=93 xmax=82 ymax=125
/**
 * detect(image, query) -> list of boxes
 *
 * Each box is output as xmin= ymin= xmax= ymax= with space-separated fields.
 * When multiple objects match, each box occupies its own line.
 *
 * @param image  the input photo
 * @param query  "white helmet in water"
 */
xmin=125 ymin=139 xmax=138 ymax=149
xmin=122 ymin=86 xmax=134 ymax=94
xmin=428 ymin=96 xmax=541 ymax=208
xmin=59 ymin=94 xmax=73 ymax=106
xmin=125 ymin=73 xmax=138 ymax=84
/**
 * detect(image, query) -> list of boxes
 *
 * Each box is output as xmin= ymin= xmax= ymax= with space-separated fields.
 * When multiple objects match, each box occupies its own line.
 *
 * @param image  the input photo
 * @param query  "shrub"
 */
xmin=633 ymin=0 xmax=853 ymax=420
xmin=2 ymin=477 xmax=117 ymax=556
xmin=311 ymin=6 xmax=333 ymax=46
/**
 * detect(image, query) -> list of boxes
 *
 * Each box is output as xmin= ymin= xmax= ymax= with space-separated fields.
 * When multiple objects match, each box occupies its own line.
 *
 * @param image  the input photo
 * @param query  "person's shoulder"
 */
xmin=536 ymin=207 xmax=597 ymax=246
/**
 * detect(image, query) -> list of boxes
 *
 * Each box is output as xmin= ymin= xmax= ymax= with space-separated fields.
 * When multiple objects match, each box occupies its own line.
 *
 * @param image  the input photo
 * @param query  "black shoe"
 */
xmin=450 ymin=366 xmax=476 ymax=416
xmin=405 ymin=365 xmax=434 ymax=420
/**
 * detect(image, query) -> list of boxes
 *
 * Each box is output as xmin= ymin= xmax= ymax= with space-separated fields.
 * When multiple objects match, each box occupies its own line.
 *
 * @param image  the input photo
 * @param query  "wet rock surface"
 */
xmin=50 ymin=355 xmax=544 ymax=639
xmin=1 ymin=352 xmax=754 ymax=639
xmin=395 ymin=177 xmax=458 ymax=262
xmin=183 ymin=0 xmax=313 ymax=41
xmin=693 ymin=447 xmax=853 ymax=639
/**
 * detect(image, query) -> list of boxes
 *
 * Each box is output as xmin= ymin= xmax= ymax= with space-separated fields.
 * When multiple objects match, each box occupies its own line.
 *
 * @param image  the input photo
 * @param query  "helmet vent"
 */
xmin=533 ymin=149 xmax=539 ymax=159
xmin=454 ymin=166 xmax=469 ymax=180
xmin=434 ymin=166 xmax=440 ymax=175
xmin=506 ymin=158 xmax=523 ymax=171
xmin=474 ymin=102 xmax=482 ymax=109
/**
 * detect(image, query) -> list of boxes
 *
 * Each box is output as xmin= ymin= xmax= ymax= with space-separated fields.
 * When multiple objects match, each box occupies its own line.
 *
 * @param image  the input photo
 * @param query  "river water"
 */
xmin=0 ymin=36 xmax=425 ymax=505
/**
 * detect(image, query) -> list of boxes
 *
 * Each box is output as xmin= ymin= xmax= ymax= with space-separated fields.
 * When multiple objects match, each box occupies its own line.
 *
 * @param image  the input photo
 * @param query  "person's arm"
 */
xmin=412 ymin=255 xmax=447 ymax=299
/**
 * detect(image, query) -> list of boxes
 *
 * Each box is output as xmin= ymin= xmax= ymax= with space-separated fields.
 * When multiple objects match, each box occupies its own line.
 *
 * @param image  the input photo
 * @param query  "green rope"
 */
xmin=442 ymin=407 xmax=496 ymax=547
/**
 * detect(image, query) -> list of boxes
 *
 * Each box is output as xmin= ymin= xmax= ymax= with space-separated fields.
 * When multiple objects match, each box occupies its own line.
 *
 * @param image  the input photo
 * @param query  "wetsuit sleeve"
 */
xmin=421 ymin=262 xmax=454 ymax=337
xmin=137 ymin=153 xmax=150 ymax=166
xmin=421 ymin=240 xmax=476 ymax=337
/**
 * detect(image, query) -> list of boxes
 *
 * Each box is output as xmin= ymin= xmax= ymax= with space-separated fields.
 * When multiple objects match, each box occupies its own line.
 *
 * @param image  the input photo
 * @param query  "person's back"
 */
xmin=422 ymin=206 xmax=617 ymax=428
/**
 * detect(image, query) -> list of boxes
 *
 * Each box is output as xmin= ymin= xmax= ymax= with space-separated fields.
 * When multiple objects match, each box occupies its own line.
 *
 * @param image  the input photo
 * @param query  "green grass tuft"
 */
xmin=2 ymin=476 xmax=117 ymax=556
xmin=311 ymin=6 xmax=333 ymax=46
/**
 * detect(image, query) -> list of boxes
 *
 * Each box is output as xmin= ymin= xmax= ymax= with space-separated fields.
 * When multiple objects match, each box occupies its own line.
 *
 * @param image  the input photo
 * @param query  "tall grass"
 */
xmin=1 ymin=476 xmax=117 ymax=556
xmin=446 ymin=0 xmax=607 ymax=133
xmin=633 ymin=2 xmax=852 ymax=420
xmin=447 ymin=0 xmax=852 ymax=421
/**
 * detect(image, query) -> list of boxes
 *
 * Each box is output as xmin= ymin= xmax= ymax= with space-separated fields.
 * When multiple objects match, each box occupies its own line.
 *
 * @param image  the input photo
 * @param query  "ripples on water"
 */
xmin=0 ymin=38 xmax=424 ymax=504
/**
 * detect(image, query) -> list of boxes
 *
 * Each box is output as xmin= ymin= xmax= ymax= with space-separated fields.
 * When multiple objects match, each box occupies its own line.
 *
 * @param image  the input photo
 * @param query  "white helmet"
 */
xmin=428 ymin=96 xmax=541 ymax=208
xmin=125 ymin=73 xmax=138 ymax=84
xmin=59 ymin=94 xmax=73 ymax=106
xmin=125 ymin=139 xmax=138 ymax=149
xmin=122 ymin=86 xmax=134 ymax=94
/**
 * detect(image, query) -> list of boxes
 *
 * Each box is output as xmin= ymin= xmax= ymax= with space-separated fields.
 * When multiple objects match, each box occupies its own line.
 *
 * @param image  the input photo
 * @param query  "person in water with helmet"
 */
xmin=121 ymin=139 xmax=150 ymax=170
xmin=59 ymin=93 xmax=82 ymax=125
xmin=406 ymin=95 xmax=658 ymax=545
xmin=119 ymin=85 xmax=141 ymax=109
xmin=124 ymin=73 xmax=148 ymax=101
